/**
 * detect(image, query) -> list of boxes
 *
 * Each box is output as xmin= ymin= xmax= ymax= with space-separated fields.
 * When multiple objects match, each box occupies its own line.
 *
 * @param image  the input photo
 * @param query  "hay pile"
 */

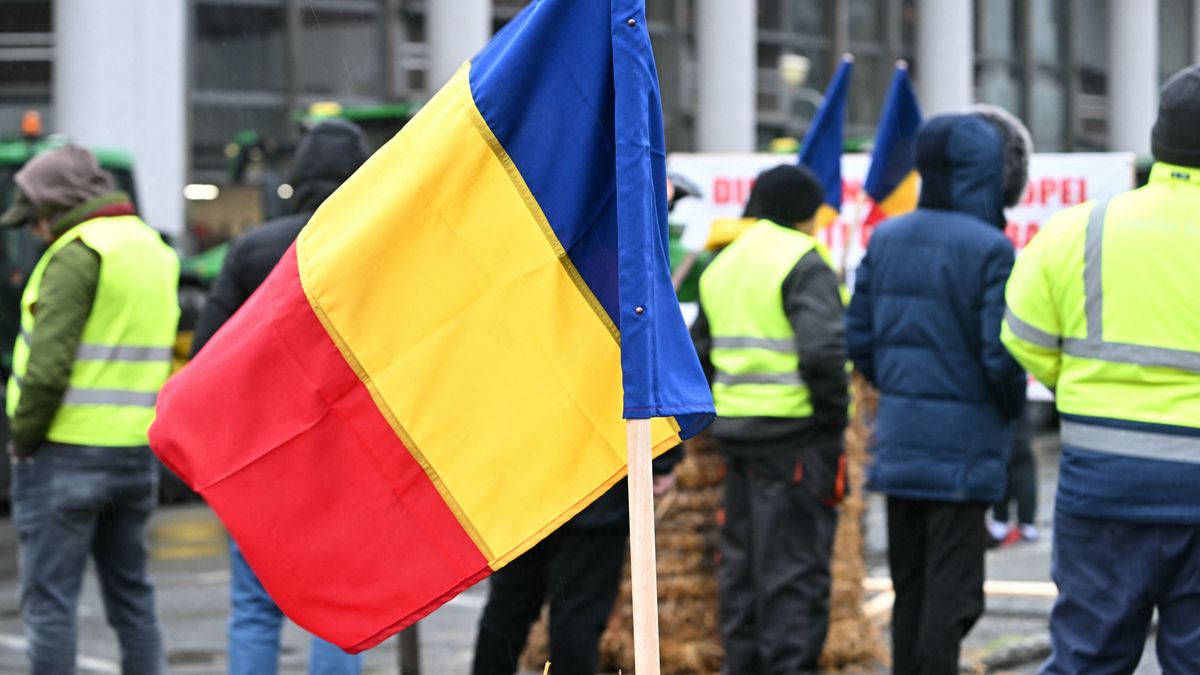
xmin=522 ymin=376 xmax=885 ymax=673
xmin=820 ymin=375 xmax=889 ymax=671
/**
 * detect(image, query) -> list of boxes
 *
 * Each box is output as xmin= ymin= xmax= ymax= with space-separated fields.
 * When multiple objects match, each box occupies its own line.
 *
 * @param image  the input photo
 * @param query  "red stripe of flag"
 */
xmin=152 ymin=246 xmax=489 ymax=652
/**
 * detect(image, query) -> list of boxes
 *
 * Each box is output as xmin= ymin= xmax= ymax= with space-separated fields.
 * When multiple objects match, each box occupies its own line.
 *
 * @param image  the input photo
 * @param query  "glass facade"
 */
xmin=754 ymin=0 xmax=910 ymax=148
xmin=0 ymin=0 xmax=1196 ymax=181
xmin=0 ymin=0 xmax=53 ymax=133
xmin=190 ymin=0 xmax=392 ymax=182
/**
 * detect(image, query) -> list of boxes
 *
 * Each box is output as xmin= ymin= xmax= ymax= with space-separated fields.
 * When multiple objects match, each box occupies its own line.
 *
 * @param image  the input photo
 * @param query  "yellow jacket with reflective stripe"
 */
xmin=699 ymin=220 xmax=814 ymax=418
xmin=1002 ymin=162 xmax=1200 ymax=522
xmin=7 ymin=215 xmax=180 ymax=446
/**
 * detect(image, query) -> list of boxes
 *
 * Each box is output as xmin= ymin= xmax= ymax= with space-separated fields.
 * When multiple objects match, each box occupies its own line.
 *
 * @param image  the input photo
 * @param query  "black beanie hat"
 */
xmin=742 ymin=164 xmax=825 ymax=226
xmin=1152 ymin=64 xmax=1200 ymax=168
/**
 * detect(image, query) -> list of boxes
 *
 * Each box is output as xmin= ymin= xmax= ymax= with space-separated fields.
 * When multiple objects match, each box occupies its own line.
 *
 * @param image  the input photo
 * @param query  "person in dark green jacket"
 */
xmin=0 ymin=145 xmax=177 ymax=673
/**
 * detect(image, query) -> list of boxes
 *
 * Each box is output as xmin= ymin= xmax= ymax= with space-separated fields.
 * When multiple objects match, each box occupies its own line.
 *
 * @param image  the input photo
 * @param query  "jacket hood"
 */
xmin=916 ymin=114 xmax=1007 ymax=228
xmin=14 ymin=145 xmax=114 ymax=227
xmin=972 ymin=104 xmax=1033 ymax=208
xmin=286 ymin=119 xmax=370 ymax=213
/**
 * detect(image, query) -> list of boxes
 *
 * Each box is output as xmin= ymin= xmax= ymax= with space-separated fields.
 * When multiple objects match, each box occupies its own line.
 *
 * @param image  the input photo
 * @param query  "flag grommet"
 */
xmin=634 ymin=306 xmax=645 ymax=315
xmin=627 ymin=18 xmax=637 ymax=27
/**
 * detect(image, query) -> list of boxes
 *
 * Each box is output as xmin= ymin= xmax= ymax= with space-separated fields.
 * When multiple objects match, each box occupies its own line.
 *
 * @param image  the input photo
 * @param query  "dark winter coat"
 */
xmin=191 ymin=120 xmax=369 ymax=354
xmin=846 ymin=114 xmax=1026 ymax=504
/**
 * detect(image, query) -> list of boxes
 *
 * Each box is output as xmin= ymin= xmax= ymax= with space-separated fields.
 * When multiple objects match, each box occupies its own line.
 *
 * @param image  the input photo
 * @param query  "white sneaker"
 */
xmin=988 ymin=521 xmax=1010 ymax=541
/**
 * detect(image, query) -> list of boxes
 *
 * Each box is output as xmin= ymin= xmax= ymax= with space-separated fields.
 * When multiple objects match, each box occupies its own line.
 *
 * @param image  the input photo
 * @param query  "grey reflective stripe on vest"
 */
xmin=715 ymin=371 xmax=806 ymax=387
xmin=19 ymin=328 xmax=30 ymax=346
xmin=62 ymin=388 xmax=157 ymax=407
xmin=712 ymin=336 xmax=795 ymax=352
xmin=1004 ymin=308 xmax=1060 ymax=349
xmin=75 ymin=343 xmax=173 ymax=363
xmin=1062 ymin=338 xmax=1200 ymax=372
xmin=1084 ymin=199 xmax=1106 ymax=339
xmin=1016 ymin=200 xmax=1200 ymax=373
xmin=1062 ymin=420 xmax=1200 ymax=465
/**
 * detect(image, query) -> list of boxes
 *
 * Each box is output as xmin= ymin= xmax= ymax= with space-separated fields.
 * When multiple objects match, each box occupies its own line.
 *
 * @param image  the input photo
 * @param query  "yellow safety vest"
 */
xmin=1003 ymin=162 xmax=1200 ymax=455
xmin=699 ymin=219 xmax=818 ymax=418
xmin=7 ymin=215 xmax=180 ymax=446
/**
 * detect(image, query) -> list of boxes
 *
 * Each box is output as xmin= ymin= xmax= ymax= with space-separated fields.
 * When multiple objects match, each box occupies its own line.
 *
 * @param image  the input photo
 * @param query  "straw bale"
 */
xmin=523 ymin=377 xmax=887 ymax=672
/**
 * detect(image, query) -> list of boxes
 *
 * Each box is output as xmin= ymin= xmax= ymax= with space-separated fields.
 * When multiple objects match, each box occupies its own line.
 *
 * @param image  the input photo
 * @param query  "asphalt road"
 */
xmin=0 ymin=431 xmax=1166 ymax=673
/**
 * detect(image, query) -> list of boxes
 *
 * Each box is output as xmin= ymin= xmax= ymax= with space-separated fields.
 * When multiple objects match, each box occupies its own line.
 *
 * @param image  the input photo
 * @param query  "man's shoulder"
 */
xmin=235 ymin=213 xmax=309 ymax=252
xmin=47 ymin=238 xmax=101 ymax=272
xmin=227 ymin=213 xmax=309 ymax=271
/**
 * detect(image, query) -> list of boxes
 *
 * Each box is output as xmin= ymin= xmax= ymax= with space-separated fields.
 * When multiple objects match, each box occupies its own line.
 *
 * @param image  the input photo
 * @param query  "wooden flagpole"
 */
xmin=625 ymin=418 xmax=662 ymax=674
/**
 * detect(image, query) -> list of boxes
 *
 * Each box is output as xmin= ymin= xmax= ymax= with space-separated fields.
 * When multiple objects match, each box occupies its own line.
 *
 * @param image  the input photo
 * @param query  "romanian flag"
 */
xmin=798 ymin=54 xmax=854 ymax=229
xmin=863 ymin=62 xmax=923 ymax=226
xmin=150 ymin=0 xmax=713 ymax=654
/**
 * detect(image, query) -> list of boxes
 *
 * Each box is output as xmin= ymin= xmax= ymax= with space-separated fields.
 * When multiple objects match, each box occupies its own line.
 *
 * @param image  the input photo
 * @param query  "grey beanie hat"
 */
xmin=1152 ymin=64 xmax=1200 ymax=168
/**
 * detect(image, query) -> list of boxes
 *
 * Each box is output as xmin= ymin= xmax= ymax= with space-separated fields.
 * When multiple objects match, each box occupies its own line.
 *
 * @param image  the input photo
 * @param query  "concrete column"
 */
xmin=1108 ymin=0 xmax=1159 ymax=155
xmin=695 ymin=0 xmax=756 ymax=152
xmin=54 ymin=0 xmax=186 ymax=238
xmin=427 ymin=0 xmax=492 ymax=92
xmin=915 ymin=0 xmax=974 ymax=114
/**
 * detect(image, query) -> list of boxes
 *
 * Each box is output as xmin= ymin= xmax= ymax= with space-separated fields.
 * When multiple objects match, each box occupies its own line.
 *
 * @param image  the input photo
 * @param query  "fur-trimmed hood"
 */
xmin=915 ymin=109 xmax=1031 ymax=229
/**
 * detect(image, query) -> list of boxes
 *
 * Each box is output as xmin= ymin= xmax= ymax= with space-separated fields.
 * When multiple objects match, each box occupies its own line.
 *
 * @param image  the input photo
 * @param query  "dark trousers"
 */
xmin=472 ymin=528 xmax=626 ymax=675
xmin=719 ymin=447 xmax=839 ymax=675
xmin=1043 ymin=510 xmax=1200 ymax=674
xmin=994 ymin=410 xmax=1037 ymax=525
xmin=887 ymin=497 xmax=987 ymax=675
xmin=12 ymin=444 xmax=166 ymax=675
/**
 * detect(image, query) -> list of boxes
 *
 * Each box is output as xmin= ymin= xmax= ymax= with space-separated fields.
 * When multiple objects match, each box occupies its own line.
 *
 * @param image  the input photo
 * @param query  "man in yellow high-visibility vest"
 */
xmin=1003 ymin=64 xmax=1200 ymax=673
xmin=693 ymin=164 xmax=848 ymax=674
xmin=0 ymin=145 xmax=178 ymax=673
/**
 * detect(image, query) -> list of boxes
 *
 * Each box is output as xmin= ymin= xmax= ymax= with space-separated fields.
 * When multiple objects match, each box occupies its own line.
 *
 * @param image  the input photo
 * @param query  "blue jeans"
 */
xmin=1042 ymin=509 xmax=1200 ymax=674
xmin=11 ymin=443 xmax=166 ymax=674
xmin=228 ymin=539 xmax=363 ymax=675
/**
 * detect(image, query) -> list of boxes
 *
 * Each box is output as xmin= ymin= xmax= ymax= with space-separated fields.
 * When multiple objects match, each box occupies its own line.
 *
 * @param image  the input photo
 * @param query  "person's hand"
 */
xmin=652 ymin=473 xmax=676 ymax=497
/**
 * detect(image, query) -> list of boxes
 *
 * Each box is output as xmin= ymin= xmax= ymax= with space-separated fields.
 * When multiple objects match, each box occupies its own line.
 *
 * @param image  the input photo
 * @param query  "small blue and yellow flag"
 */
xmin=798 ymin=54 xmax=854 ymax=229
xmin=863 ymin=61 xmax=923 ymax=226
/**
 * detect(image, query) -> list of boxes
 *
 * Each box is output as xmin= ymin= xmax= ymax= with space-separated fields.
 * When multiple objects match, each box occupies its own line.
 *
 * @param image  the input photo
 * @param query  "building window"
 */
xmin=756 ymin=0 xmax=833 ymax=147
xmin=297 ymin=5 xmax=384 ymax=102
xmin=975 ymin=0 xmax=1070 ymax=151
xmin=0 ymin=0 xmax=53 ymax=132
xmin=1027 ymin=0 xmax=1068 ymax=151
xmin=975 ymin=0 xmax=1024 ymax=119
xmin=194 ymin=3 xmax=288 ymax=94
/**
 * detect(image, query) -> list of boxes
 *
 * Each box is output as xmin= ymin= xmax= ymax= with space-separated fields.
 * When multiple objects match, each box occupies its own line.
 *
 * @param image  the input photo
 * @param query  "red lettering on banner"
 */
xmin=843 ymin=180 xmax=862 ymax=203
xmin=713 ymin=178 xmax=730 ymax=205
xmin=1005 ymin=222 xmax=1042 ymax=249
xmin=1021 ymin=183 xmax=1036 ymax=207
xmin=1021 ymin=177 xmax=1090 ymax=208
xmin=712 ymin=177 xmax=756 ymax=206
xmin=1039 ymin=178 xmax=1058 ymax=206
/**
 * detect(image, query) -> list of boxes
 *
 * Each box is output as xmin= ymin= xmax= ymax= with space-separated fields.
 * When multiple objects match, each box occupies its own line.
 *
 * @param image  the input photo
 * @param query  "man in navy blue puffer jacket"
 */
xmin=846 ymin=110 xmax=1029 ymax=675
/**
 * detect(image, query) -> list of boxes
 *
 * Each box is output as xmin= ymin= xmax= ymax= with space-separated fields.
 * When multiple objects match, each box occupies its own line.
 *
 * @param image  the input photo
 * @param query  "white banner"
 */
xmin=668 ymin=152 xmax=1137 ymax=401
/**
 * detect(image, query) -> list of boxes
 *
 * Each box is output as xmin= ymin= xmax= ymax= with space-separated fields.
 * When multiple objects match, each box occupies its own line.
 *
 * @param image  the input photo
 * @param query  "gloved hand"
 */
xmin=793 ymin=435 xmax=847 ymax=506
